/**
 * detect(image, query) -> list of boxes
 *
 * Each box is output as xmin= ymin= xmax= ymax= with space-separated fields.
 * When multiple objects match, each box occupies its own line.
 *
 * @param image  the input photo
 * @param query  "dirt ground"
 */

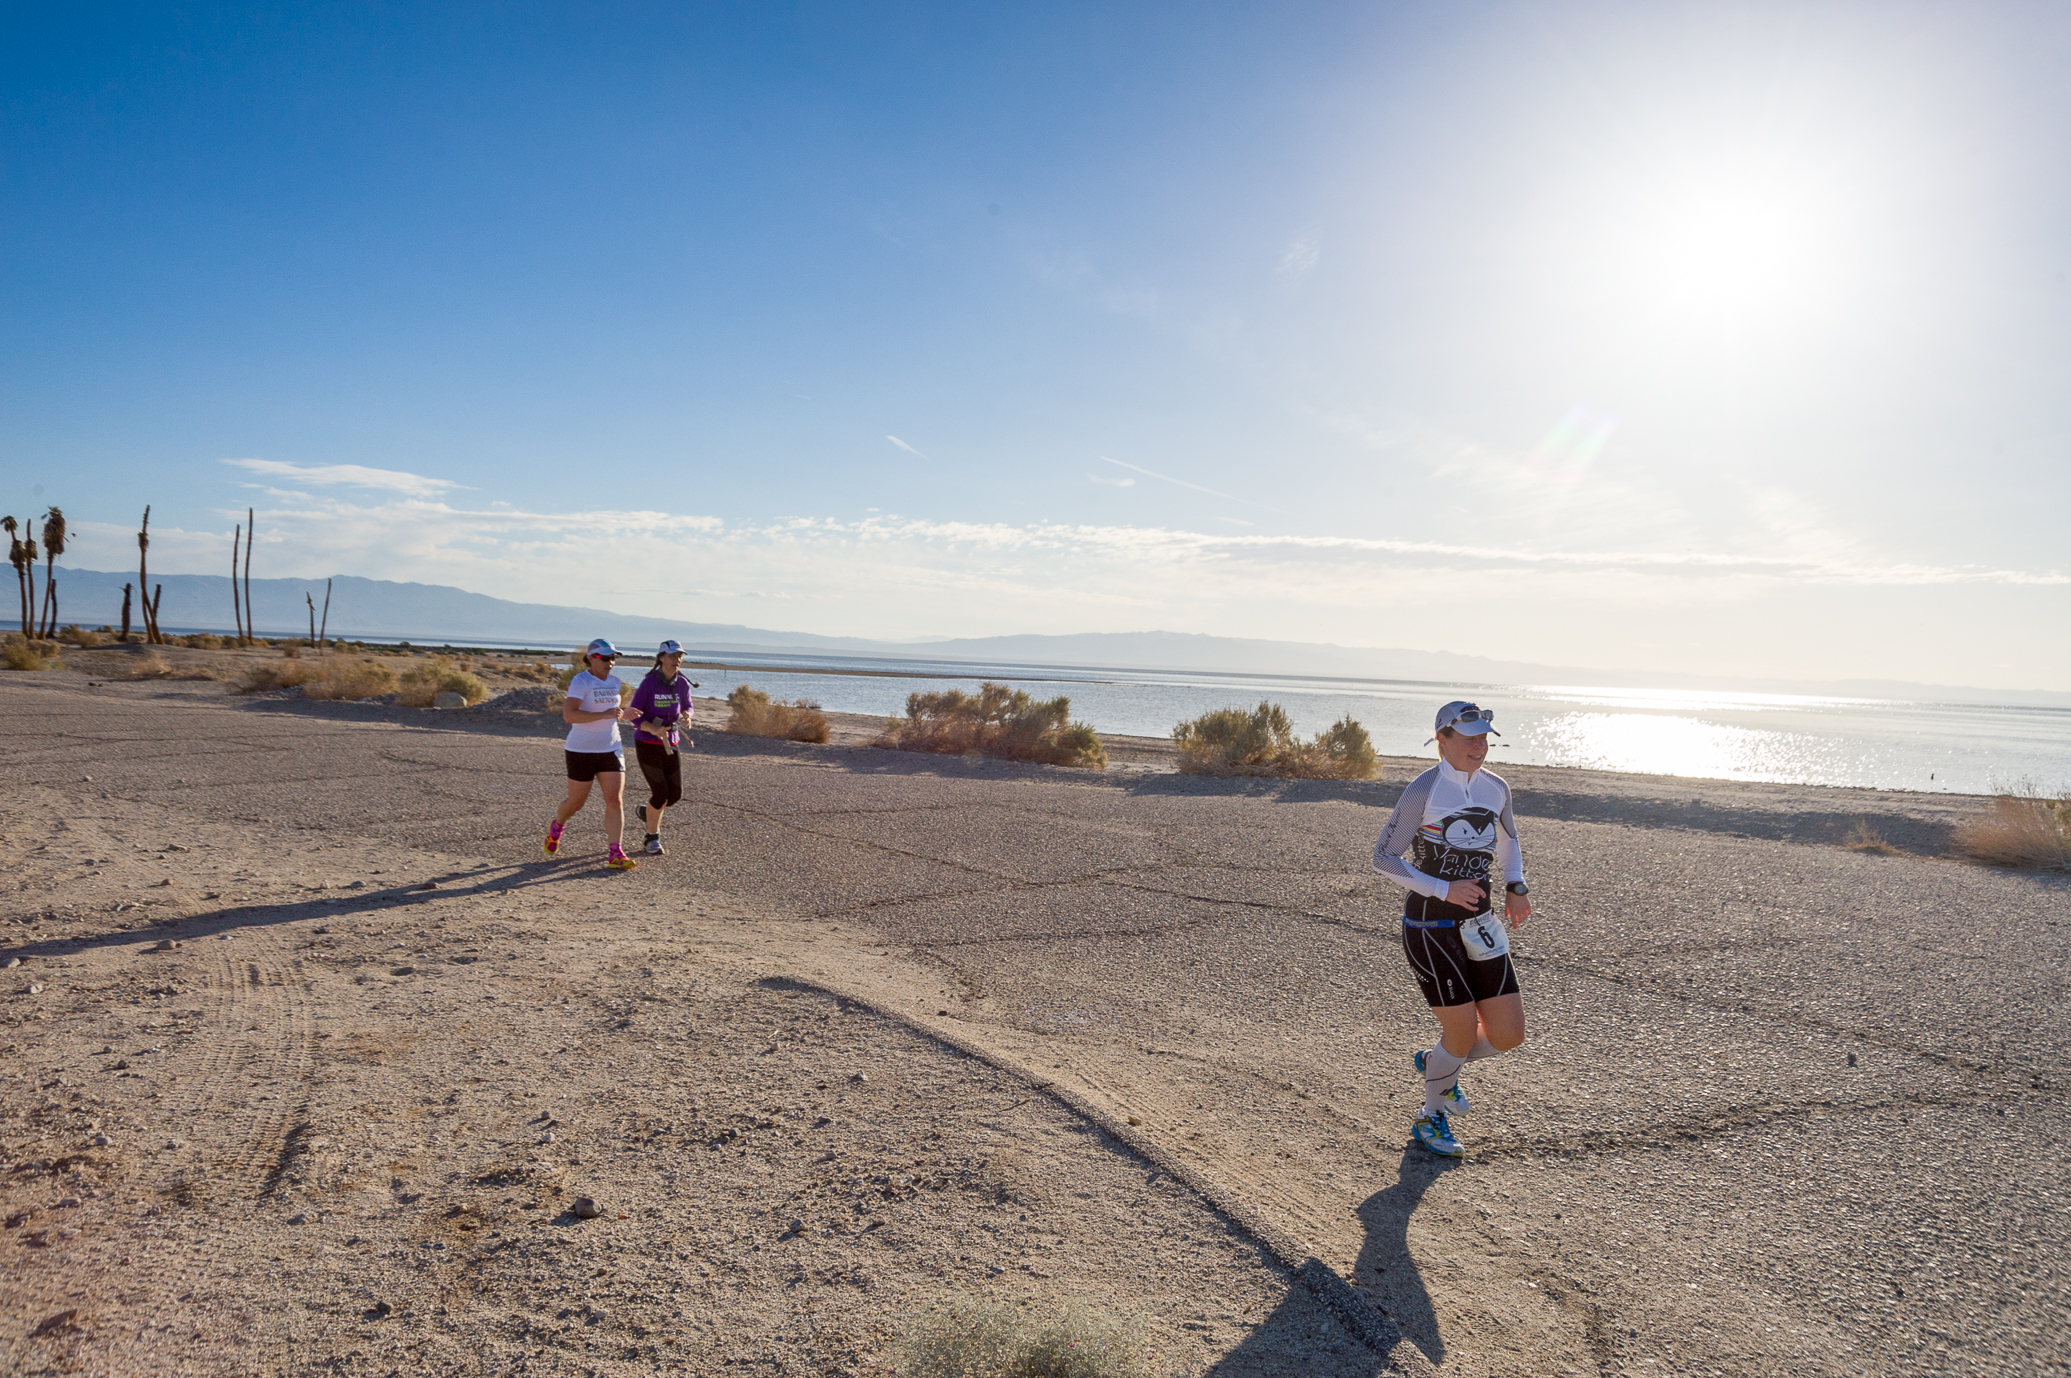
xmin=2 ymin=652 xmax=2066 ymax=1377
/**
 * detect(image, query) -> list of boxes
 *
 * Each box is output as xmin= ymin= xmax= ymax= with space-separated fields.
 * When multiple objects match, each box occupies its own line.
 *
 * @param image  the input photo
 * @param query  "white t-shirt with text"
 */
xmin=563 ymin=671 xmax=625 ymax=755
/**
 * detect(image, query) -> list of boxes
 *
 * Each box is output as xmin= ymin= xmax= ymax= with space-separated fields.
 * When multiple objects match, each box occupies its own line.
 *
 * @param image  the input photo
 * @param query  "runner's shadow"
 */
xmin=1204 ymin=1143 xmax=1458 ymax=1376
xmin=1347 ymin=1143 xmax=1463 ymax=1366
xmin=2 ymin=857 xmax=627 ymax=965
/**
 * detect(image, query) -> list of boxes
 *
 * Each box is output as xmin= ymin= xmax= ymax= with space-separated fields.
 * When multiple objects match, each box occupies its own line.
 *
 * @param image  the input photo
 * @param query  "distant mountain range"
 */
xmin=31 ymin=563 xmax=2070 ymax=707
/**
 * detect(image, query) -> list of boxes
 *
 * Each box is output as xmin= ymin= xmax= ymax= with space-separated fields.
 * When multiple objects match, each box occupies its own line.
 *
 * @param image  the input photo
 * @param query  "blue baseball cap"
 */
xmin=655 ymin=639 xmax=684 ymax=657
xmin=584 ymin=638 xmax=620 ymax=660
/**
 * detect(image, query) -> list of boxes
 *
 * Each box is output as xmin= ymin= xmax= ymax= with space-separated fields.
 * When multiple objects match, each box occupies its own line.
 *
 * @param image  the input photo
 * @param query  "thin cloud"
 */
xmin=1277 ymin=236 xmax=1320 ymax=279
xmin=222 ymin=458 xmax=459 ymax=497
xmin=1088 ymin=473 xmax=1135 ymax=488
xmin=1099 ymin=456 xmax=1266 ymax=509
xmin=885 ymin=435 xmax=928 ymax=459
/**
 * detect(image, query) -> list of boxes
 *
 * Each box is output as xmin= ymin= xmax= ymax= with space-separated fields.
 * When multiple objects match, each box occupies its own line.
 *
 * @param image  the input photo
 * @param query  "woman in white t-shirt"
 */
xmin=544 ymin=638 xmax=639 ymax=870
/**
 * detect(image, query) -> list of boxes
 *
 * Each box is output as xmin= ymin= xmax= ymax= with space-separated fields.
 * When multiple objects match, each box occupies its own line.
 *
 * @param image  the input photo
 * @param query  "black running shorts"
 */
xmin=564 ymin=749 xmax=625 ymax=782
xmin=1401 ymin=920 xmax=1519 ymax=1008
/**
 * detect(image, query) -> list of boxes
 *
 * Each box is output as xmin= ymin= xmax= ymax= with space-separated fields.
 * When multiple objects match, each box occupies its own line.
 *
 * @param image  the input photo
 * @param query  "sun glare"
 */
xmin=1639 ymin=176 xmax=1821 ymax=320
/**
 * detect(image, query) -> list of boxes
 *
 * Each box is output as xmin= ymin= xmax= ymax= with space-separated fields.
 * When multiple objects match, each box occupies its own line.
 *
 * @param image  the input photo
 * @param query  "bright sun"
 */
xmin=1629 ymin=170 xmax=1829 ymax=326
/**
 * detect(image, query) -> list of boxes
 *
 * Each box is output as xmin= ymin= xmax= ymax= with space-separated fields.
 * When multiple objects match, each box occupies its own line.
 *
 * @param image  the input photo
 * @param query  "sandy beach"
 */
xmin=2 ymin=648 xmax=2064 ymax=1376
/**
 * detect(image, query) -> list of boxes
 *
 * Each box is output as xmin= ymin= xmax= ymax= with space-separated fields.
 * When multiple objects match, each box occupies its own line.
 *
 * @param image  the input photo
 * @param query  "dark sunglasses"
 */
xmin=1450 ymin=706 xmax=1493 ymax=725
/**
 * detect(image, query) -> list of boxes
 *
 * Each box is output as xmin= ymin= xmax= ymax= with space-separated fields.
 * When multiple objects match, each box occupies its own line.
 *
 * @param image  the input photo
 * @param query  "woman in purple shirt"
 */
xmin=629 ymin=640 xmax=696 ymax=856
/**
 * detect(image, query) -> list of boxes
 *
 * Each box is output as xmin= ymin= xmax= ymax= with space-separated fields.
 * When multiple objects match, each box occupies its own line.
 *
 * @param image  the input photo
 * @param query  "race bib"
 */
xmin=1461 ymin=912 xmax=1511 ymax=962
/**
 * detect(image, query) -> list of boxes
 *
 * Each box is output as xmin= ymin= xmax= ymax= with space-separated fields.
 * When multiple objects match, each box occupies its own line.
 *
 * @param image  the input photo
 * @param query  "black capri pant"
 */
xmin=634 ymin=741 xmax=683 ymax=812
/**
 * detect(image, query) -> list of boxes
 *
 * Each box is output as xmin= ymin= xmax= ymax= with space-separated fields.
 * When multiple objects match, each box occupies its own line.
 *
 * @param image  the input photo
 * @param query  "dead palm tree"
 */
xmin=138 ymin=506 xmax=158 ymax=645
xmin=17 ymin=527 xmax=39 ymax=637
xmin=3 ymin=516 xmax=27 ymax=636
xmin=38 ymin=508 xmax=65 ymax=638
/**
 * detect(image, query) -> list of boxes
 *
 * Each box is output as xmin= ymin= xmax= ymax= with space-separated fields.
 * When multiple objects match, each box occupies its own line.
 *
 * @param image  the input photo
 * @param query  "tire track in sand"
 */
xmin=134 ymin=937 xmax=318 ymax=1350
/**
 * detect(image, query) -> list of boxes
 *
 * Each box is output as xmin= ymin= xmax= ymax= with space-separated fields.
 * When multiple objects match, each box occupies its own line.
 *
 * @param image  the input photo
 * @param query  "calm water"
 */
xmin=670 ymin=653 xmax=2071 ymax=796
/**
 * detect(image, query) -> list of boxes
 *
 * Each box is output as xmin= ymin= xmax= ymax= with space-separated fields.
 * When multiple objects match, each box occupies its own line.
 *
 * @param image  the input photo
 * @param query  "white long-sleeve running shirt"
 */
xmin=1371 ymin=760 xmax=1524 ymax=922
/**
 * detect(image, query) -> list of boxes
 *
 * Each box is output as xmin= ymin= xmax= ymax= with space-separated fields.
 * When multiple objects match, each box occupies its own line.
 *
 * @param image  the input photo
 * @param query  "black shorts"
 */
xmin=564 ymin=750 xmax=625 ymax=782
xmin=1401 ymin=920 xmax=1519 ymax=1008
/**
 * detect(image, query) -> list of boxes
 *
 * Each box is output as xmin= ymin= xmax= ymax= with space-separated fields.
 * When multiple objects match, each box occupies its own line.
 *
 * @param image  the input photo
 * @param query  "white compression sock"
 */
xmin=1465 ymin=1036 xmax=1502 ymax=1060
xmin=1422 ymin=1043 xmax=1466 ymax=1115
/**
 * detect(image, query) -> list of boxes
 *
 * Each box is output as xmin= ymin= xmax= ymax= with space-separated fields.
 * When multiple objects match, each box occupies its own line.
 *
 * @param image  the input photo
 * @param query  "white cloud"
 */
xmin=221 ymin=458 xmax=460 ymax=497
xmin=1277 ymin=236 xmax=1320 ymax=280
xmin=1088 ymin=473 xmax=1135 ymax=487
xmin=885 ymin=435 xmax=928 ymax=459
xmin=1099 ymin=456 xmax=1265 ymax=509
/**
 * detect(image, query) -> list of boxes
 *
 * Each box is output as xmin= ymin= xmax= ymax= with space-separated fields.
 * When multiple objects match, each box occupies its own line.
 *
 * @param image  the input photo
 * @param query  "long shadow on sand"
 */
xmin=1207 ymin=1144 xmax=1459 ymax=1376
xmin=4 ymin=855 xmax=622 ymax=965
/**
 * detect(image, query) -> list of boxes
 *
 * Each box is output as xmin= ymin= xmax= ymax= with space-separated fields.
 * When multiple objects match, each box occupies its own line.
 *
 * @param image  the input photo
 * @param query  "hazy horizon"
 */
xmin=6 ymin=3 xmax=2069 ymax=691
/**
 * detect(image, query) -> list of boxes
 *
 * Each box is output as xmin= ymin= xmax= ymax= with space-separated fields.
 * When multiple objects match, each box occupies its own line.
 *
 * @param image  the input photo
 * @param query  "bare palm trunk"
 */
xmin=138 ymin=506 xmax=159 ymax=645
xmin=121 ymin=584 xmax=132 ymax=640
xmin=318 ymin=578 xmax=331 ymax=649
xmin=243 ymin=507 xmax=255 ymax=642
xmin=307 ymin=591 xmax=317 ymax=646
xmin=231 ymin=525 xmax=244 ymax=640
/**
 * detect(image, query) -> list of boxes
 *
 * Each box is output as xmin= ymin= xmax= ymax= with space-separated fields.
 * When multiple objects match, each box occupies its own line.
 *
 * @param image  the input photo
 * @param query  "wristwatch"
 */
xmin=1506 ymin=882 xmax=1530 ymax=896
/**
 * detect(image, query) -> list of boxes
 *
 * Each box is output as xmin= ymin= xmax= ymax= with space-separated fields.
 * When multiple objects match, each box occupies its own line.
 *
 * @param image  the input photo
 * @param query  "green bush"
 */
xmin=1173 ymin=701 xmax=1378 ymax=779
xmin=725 ymin=684 xmax=831 ymax=743
xmin=876 ymin=682 xmax=1106 ymax=769
xmin=899 ymin=1294 xmax=1160 ymax=1378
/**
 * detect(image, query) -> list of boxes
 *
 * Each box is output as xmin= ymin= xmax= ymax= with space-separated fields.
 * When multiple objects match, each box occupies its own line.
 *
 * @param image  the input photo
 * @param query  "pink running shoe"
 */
xmin=605 ymin=843 xmax=637 ymax=871
xmin=543 ymin=820 xmax=565 ymax=856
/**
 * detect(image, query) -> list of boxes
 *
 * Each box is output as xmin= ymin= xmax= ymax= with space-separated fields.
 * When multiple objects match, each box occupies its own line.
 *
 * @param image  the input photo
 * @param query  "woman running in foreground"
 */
xmin=545 ymin=638 xmax=639 ymax=871
xmin=1372 ymin=700 xmax=1533 ymax=1157
xmin=630 ymin=639 xmax=695 ymax=856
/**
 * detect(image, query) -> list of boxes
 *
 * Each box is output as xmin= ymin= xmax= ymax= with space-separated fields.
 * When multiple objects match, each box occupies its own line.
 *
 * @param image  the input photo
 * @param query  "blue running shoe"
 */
xmin=1413 ymin=1049 xmax=1470 ymax=1114
xmin=1412 ymin=1111 xmax=1463 ymax=1157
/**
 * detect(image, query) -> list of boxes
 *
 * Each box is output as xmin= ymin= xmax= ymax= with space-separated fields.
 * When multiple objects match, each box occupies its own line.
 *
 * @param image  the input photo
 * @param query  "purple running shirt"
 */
xmin=630 ymin=670 xmax=694 ymax=746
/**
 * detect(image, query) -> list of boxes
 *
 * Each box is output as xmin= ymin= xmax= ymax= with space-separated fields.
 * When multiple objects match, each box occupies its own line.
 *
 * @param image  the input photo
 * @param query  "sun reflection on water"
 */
xmin=1528 ymin=711 xmax=1851 ymax=782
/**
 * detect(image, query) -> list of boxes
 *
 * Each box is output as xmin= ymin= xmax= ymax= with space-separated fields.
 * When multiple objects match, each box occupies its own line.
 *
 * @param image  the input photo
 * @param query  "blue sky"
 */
xmin=4 ymin=2 xmax=2068 ymax=688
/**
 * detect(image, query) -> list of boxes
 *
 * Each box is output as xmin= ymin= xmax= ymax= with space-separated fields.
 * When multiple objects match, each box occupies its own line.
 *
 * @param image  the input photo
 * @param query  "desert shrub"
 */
xmin=242 ymin=659 xmax=318 ymax=691
xmin=302 ymin=659 xmax=401 ymax=700
xmin=397 ymin=656 xmax=488 ymax=707
xmin=876 ymin=682 xmax=1106 ymax=769
xmin=2 ymin=637 xmax=56 ymax=671
xmin=1173 ymin=701 xmax=1378 ymax=779
xmin=242 ymin=656 xmax=401 ymax=699
xmin=899 ymin=1294 xmax=1160 ymax=1378
xmin=725 ymin=685 xmax=831 ymax=743
xmin=1957 ymin=783 xmax=2071 ymax=870
xmin=1842 ymin=820 xmax=1899 ymax=855
xmin=57 ymin=625 xmax=102 ymax=648
xmin=175 ymin=632 xmax=230 ymax=649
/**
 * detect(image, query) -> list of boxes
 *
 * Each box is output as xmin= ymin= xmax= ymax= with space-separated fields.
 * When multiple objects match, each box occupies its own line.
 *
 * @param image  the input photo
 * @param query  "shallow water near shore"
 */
xmin=672 ymin=653 xmax=2071 ymax=795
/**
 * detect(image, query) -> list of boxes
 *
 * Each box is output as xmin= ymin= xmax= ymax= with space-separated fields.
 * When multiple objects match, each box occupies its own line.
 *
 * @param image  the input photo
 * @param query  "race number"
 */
xmin=1462 ymin=912 xmax=1510 ymax=961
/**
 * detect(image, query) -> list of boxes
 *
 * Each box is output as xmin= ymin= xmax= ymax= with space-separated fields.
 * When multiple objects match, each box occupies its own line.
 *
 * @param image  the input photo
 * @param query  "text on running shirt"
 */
xmin=563 ymin=670 xmax=626 ymax=755
xmin=1371 ymin=760 xmax=1524 ymax=924
xmin=631 ymin=670 xmax=695 ymax=745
